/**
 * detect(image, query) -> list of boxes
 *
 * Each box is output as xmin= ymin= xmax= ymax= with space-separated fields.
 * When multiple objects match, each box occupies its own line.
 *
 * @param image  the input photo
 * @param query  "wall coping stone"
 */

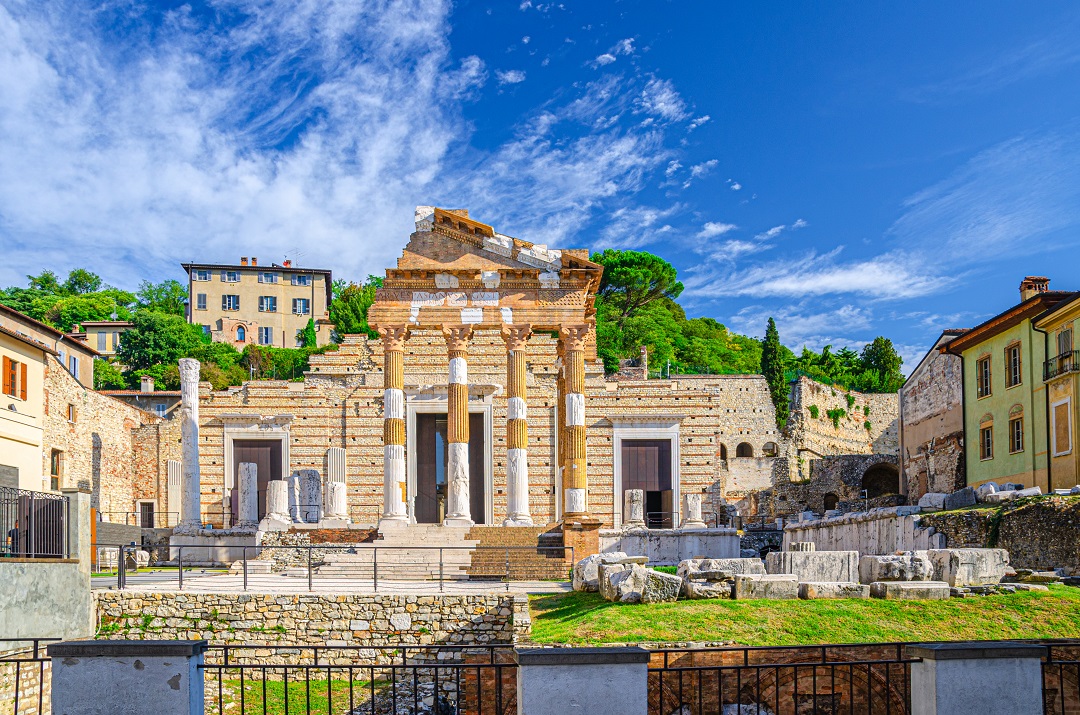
xmin=904 ymin=642 xmax=1047 ymax=661
xmin=515 ymin=646 xmax=651 ymax=665
xmin=49 ymin=640 xmax=209 ymax=658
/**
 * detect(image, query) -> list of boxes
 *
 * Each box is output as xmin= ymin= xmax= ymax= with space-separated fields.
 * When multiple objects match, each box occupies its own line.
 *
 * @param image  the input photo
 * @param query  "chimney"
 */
xmin=283 ymin=259 xmax=292 ymax=268
xmin=251 ymin=257 xmax=258 ymax=266
xmin=140 ymin=375 xmax=155 ymax=393
xmin=240 ymin=257 xmax=248 ymax=266
xmin=639 ymin=346 xmax=649 ymax=375
xmin=1020 ymin=276 xmax=1050 ymax=302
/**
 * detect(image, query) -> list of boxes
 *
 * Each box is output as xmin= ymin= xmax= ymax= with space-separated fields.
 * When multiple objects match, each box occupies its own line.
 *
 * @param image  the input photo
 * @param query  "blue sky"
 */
xmin=2 ymin=1 xmax=1079 ymax=369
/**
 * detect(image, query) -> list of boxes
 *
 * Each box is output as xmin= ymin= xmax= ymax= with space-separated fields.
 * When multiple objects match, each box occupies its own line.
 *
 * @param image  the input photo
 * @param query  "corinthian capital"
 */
xmin=559 ymin=324 xmax=592 ymax=352
xmin=442 ymin=324 xmax=474 ymax=353
xmin=377 ymin=325 xmax=409 ymax=351
xmin=501 ymin=324 xmax=533 ymax=352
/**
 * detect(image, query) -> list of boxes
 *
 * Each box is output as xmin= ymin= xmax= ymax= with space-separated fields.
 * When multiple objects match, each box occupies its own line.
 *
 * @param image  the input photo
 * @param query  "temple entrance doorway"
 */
xmin=622 ymin=439 xmax=673 ymax=529
xmin=230 ymin=440 xmax=281 ymax=523
xmin=414 ymin=412 xmax=486 ymax=525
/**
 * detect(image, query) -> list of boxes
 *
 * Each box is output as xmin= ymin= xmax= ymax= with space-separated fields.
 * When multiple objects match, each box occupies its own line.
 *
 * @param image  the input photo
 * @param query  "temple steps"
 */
xmin=464 ymin=525 xmax=570 ymax=581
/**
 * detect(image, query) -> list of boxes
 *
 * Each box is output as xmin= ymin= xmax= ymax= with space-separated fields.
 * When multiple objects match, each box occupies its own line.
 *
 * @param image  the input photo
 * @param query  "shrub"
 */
xmin=808 ymin=404 xmax=819 ymax=419
xmin=863 ymin=404 xmax=870 ymax=416
xmin=864 ymin=420 xmax=872 ymax=431
xmin=845 ymin=393 xmax=856 ymax=409
xmin=826 ymin=408 xmax=846 ymax=429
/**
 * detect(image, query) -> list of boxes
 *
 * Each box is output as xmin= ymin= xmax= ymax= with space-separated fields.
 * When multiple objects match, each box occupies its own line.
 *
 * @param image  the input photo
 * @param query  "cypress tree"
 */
xmin=761 ymin=317 xmax=789 ymax=429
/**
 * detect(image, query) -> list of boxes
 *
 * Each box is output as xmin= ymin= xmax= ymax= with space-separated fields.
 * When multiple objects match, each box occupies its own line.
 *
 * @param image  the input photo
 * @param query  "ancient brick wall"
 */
xmin=770 ymin=453 xmax=901 ymax=517
xmin=788 ymin=377 xmax=899 ymax=468
xmin=42 ymin=358 xmax=158 ymax=518
xmin=899 ymin=344 xmax=964 ymax=499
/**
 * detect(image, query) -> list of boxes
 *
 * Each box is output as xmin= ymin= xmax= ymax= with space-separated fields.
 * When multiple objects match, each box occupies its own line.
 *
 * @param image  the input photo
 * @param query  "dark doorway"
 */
xmin=232 ymin=440 xmax=282 ymax=524
xmin=862 ymin=462 xmax=900 ymax=499
xmin=823 ymin=493 xmax=839 ymax=512
xmin=415 ymin=413 xmax=486 ymax=524
xmin=622 ymin=439 xmax=673 ymax=528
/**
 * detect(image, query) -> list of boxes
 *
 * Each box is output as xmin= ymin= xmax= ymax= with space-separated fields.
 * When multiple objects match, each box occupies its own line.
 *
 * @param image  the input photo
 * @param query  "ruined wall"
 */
xmin=132 ymin=418 xmax=181 ymax=523
xmin=788 ymin=378 xmax=899 ymax=470
xmin=899 ymin=343 xmax=964 ymax=499
xmin=770 ymin=454 xmax=901 ymax=517
xmin=42 ymin=358 xmax=158 ymax=517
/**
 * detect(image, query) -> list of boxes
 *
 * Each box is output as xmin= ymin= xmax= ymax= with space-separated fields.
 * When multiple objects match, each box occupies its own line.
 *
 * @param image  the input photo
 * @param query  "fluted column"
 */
xmin=502 ymin=324 xmax=533 ymax=526
xmin=379 ymin=325 xmax=409 ymax=526
xmin=176 ymin=357 xmax=202 ymax=533
xmin=443 ymin=325 xmax=474 ymax=527
xmin=560 ymin=325 xmax=591 ymax=519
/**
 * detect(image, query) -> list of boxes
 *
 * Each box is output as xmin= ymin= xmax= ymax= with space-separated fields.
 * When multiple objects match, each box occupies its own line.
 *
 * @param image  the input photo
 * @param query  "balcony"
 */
xmin=1044 ymin=350 xmax=1080 ymax=381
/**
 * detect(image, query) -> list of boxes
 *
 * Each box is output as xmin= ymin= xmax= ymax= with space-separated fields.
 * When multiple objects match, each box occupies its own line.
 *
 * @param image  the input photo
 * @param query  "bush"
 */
xmin=93 ymin=359 xmax=127 ymax=390
xmin=808 ymin=404 xmax=819 ymax=419
xmin=845 ymin=393 xmax=856 ymax=409
xmin=864 ymin=420 xmax=872 ymax=431
xmin=826 ymin=408 xmax=846 ymax=429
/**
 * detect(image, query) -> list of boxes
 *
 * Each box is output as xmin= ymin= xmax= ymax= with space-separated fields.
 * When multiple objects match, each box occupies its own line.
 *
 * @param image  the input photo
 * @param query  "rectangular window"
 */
xmin=258 ymin=272 xmax=277 ymax=284
xmin=2 ymin=356 xmax=23 ymax=398
xmin=154 ymin=403 xmax=167 ymax=418
xmin=50 ymin=449 xmax=62 ymax=491
xmin=258 ymin=296 xmax=277 ymax=312
xmin=202 ymin=325 xmax=211 ymax=336
xmin=976 ymin=356 xmax=991 ymax=398
xmin=68 ymin=355 xmax=78 ymax=378
xmin=96 ymin=332 xmax=106 ymax=351
xmin=222 ymin=295 xmax=240 ymax=311
xmin=112 ymin=332 xmax=119 ymax=349
xmin=1053 ymin=398 xmax=1073 ymax=456
xmin=1005 ymin=344 xmax=1022 ymax=387
xmin=1009 ymin=417 xmax=1024 ymax=453
xmin=67 ymin=403 xmax=77 ymax=423
xmin=292 ymin=298 xmax=310 ymax=315
xmin=291 ymin=274 xmax=311 ymax=286
xmin=139 ymin=501 xmax=156 ymax=529
xmin=258 ymin=327 xmax=274 ymax=345
xmin=980 ymin=425 xmax=993 ymax=460
xmin=196 ymin=293 xmax=207 ymax=310
xmin=193 ymin=270 xmax=211 ymax=282
xmin=222 ymin=271 xmax=240 ymax=283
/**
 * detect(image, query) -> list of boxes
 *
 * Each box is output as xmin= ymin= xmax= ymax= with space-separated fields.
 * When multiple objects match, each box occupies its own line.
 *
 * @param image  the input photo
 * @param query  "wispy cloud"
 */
xmin=496 ymin=69 xmax=526 ymax=84
xmin=697 ymin=222 xmax=737 ymax=239
xmin=591 ymin=37 xmax=635 ymax=68
xmin=687 ymin=115 xmax=710 ymax=131
xmin=728 ymin=302 xmax=873 ymax=350
xmin=595 ymin=205 xmax=680 ymax=249
xmin=636 ymin=78 xmax=689 ymax=122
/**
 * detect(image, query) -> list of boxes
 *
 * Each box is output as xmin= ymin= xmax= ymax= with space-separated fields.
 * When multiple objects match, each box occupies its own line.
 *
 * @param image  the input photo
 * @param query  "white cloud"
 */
xmin=522 ymin=36 xmax=531 ymax=44
xmin=594 ymin=53 xmax=616 ymax=66
xmin=728 ymin=303 xmax=873 ymax=350
xmin=636 ymin=78 xmax=689 ymax=122
xmin=665 ymin=160 xmax=682 ymax=177
xmin=792 ymin=218 xmax=808 ymax=229
xmin=730 ymin=182 xmax=741 ymax=191
xmin=496 ymin=69 xmax=526 ymax=84
xmin=612 ymin=38 xmax=635 ymax=56
xmin=755 ymin=225 xmax=785 ymax=240
xmin=595 ymin=205 xmax=681 ymax=249
xmin=688 ymin=115 xmax=710 ymax=131
xmin=697 ymin=222 xmax=737 ymax=239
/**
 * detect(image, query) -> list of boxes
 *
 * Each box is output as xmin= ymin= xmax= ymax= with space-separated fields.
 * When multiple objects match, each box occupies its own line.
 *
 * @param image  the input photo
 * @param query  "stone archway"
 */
xmin=862 ymin=462 xmax=900 ymax=498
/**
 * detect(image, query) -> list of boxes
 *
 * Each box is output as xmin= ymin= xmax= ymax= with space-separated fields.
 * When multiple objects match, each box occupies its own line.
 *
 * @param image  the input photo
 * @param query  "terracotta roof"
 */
xmin=99 ymin=390 xmax=182 ymax=396
xmin=944 ymin=291 xmax=1076 ymax=355
xmin=0 ymin=324 xmax=58 ymax=356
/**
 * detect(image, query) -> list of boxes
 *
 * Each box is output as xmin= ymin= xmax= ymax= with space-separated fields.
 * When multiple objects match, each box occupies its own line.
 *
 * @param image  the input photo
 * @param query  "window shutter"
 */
xmin=2 ymin=356 xmax=11 ymax=396
xmin=222 ymin=295 xmax=228 ymax=310
xmin=19 ymin=362 xmax=27 ymax=400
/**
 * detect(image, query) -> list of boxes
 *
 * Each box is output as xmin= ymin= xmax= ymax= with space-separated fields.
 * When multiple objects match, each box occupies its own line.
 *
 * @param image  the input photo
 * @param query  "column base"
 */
xmin=680 ymin=520 xmax=708 ymax=530
xmin=318 ymin=517 xmax=352 ymax=529
xmin=503 ymin=515 xmax=535 ymax=527
xmin=561 ymin=517 xmax=603 ymax=561
xmin=379 ymin=514 xmax=410 ymax=529
xmin=442 ymin=516 xmax=475 ymax=528
xmin=172 ymin=521 xmax=204 ymax=536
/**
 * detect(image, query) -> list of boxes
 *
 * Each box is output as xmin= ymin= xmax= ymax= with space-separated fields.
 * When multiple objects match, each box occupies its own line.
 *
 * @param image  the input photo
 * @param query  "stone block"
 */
xmin=1007 ymin=569 xmax=1060 ymax=584
xmin=927 ymin=549 xmax=1009 ymax=587
xmin=598 ymin=563 xmax=628 ymax=601
xmin=869 ymin=581 xmax=950 ymax=600
xmin=943 ymin=487 xmax=976 ymax=511
xmin=603 ymin=564 xmax=681 ymax=603
xmin=974 ymin=482 xmax=998 ymax=503
xmin=798 ymin=582 xmax=870 ymax=599
xmin=918 ymin=492 xmax=947 ymax=511
xmin=733 ymin=574 xmax=799 ymax=600
xmin=682 ymin=580 xmax=734 ymax=599
xmin=858 ymin=552 xmax=933 ymax=584
xmin=677 ymin=558 xmax=765 ymax=580
xmin=765 ymin=550 xmax=858 ymax=583
xmin=641 ymin=568 xmax=683 ymax=603
xmin=573 ymin=552 xmax=629 ymax=592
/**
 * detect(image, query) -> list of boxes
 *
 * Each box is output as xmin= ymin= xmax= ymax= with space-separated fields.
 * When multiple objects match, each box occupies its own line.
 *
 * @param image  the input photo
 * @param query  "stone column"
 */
xmin=176 ymin=358 xmax=202 ymax=533
xmin=503 ymin=324 xmax=533 ymax=526
xmin=379 ymin=325 xmax=409 ymax=526
xmin=259 ymin=480 xmax=291 ymax=531
xmin=681 ymin=493 xmax=707 ymax=529
xmin=559 ymin=325 xmax=591 ymax=518
xmin=325 ymin=482 xmax=349 ymax=519
xmin=236 ymin=462 xmax=259 ymax=530
xmin=443 ymin=324 xmax=474 ymax=527
xmin=297 ymin=469 xmax=322 ymax=523
xmin=622 ymin=489 xmax=646 ymax=531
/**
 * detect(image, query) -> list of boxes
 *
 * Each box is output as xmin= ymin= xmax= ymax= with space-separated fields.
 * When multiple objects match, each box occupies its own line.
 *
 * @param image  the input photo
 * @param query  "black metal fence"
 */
xmin=649 ymin=643 xmax=918 ymax=715
xmin=200 ymin=644 xmax=516 ymax=715
xmin=1044 ymin=642 xmax=1080 ymax=715
xmin=0 ymin=487 xmax=68 ymax=559
xmin=97 ymin=510 xmax=180 ymax=528
xmin=0 ymin=638 xmax=58 ymax=715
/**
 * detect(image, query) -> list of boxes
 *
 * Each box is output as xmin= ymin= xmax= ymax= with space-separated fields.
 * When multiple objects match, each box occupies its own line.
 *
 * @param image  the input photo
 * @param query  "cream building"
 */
xmin=0 ymin=323 xmax=51 ymax=491
xmin=0 ymin=304 xmax=97 ymax=387
xmin=183 ymin=257 xmax=334 ymax=348
xmin=71 ymin=320 xmax=133 ymax=357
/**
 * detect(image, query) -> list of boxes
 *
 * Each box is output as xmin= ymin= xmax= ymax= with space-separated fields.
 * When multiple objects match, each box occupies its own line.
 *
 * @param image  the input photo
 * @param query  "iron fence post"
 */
xmin=373 ymin=546 xmax=378 ymax=592
xmin=117 ymin=545 xmax=124 ymax=590
xmin=178 ymin=547 xmax=183 ymax=590
xmin=505 ymin=547 xmax=510 ymax=592
xmin=439 ymin=547 xmax=444 ymax=593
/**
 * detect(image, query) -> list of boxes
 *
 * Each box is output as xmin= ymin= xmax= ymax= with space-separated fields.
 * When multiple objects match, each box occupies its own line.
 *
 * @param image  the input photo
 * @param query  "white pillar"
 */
xmin=324 ymin=482 xmax=349 ymax=521
xmin=681 ymin=493 xmax=707 ymax=529
xmin=623 ymin=489 xmax=646 ymax=530
xmin=176 ymin=358 xmax=202 ymax=533
xmin=503 ymin=324 xmax=533 ymax=526
xmin=265 ymin=480 xmax=290 ymax=521
xmin=236 ymin=462 xmax=259 ymax=530
xmin=443 ymin=326 xmax=474 ymax=528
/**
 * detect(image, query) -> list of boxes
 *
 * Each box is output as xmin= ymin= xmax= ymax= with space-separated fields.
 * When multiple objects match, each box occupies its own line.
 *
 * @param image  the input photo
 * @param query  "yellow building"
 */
xmin=0 ymin=323 xmax=52 ymax=491
xmin=1034 ymin=293 xmax=1080 ymax=490
xmin=183 ymin=257 xmax=334 ymax=348
xmin=0 ymin=304 xmax=97 ymax=387
xmin=73 ymin=320 xmax=133 ymax=357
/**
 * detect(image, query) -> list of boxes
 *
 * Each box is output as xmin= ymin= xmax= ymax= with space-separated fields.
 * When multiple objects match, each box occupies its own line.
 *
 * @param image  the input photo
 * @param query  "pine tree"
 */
xmin=761 ymin=317 xmax=789 ymax=429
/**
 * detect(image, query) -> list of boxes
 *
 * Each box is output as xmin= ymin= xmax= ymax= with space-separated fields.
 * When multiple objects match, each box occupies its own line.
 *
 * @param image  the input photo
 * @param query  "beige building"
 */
xmin=71 ymin=320 xmax=133 ymax=357
xmin=0 ymin=323 xmax=52 ymax=491
xmin=183 ymin=257 xmax=334 ymax=349
xmin=0 ymin=304 xmax=97 ymax=386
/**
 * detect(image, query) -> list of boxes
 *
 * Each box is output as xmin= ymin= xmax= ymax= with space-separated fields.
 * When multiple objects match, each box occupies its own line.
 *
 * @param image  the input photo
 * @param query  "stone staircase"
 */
xmin=464 ymin=525 xmax=570 ymax=581
xmin=313 ymin=525 xmax=478 ymax=581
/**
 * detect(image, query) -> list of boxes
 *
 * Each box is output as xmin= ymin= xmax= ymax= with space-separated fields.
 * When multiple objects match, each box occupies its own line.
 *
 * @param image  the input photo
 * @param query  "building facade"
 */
xmin=944 ymin=277 xmax=1076 ymax=492
xmin=1034 ymin=293 xmax=1080 ymax=491
xmin=898 ymin=330 xmax=967 ymax=499
xmin=71 ymin=320 xmax=133 ymax=357
xmin=0 ymin=324 xmax=53 ymax=490
xmin=183 ymin=257 xmax=334 ymax=349
xmin=0 ymin=304 xmax=97 ymax=387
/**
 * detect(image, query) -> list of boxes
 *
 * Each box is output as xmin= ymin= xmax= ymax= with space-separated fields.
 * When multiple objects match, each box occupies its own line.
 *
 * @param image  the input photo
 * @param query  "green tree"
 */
xmin=93 ymin=359 xmax=127 ymax=390
xmin=64 ymin=269 xmax=103 ymax=294
xmin=44 ymin=293 xmax=132 ymax=332
xmin=137 ymin=279 xmax=187 ymax=316
xmin=592 ymin=249 xmax=684 ymax=328
xmin=860 ymin=336 xmax=905 ymax=392
xmin=27 ymin=270 xmax=64 ymax=294
xmin=328 ymin=276 xmax=381 ymax=339
xmin=298 ymin=318 xmax=318 ymax=348
xmin=116 ymin=311 xmax=206 ymax=370
xmin=761 ymin=318 xmax=789 ymax=428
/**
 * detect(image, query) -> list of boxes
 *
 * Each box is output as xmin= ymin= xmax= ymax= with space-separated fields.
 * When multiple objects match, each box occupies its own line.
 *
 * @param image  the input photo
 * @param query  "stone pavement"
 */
xmin=93 ymin=571 xmax=573 ymax=595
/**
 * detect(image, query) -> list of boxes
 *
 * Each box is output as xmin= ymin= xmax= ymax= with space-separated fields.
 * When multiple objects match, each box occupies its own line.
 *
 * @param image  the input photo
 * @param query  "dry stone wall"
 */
xmin=899 ymin=340 xmax=964 ymax=500
xmin=95 ymin=591 xmax=531 ymax=655
xmin=788 ymin=378 xmax=899 ymax=471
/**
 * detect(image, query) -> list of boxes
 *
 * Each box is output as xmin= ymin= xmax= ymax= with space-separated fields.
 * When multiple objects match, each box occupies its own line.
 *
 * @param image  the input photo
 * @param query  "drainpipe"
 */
xmin=1031 ymin=321 xmax=1053 ymax=493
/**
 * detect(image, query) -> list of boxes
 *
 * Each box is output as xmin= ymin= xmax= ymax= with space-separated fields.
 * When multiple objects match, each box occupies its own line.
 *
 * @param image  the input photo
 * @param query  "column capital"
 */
xmin=501 ymin=324 xmax=533 ymax=352
xmin=559 ymin=324 xmax=592 ymax=352
xmin=377 ymin=325 xmax=409 ymax=351
xmin=442 ymin=324 xmax=474 ymax=353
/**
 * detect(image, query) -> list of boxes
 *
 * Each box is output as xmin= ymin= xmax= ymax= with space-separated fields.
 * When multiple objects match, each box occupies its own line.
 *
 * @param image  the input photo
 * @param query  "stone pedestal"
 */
xmin=907 ymin=642 xmax=1047 ymax=715
xmin=681 ymin=493 xmax=707 ymax=529
xmin=515 ymin=647 xmax=648 ymax=715
xmin=562 ymin=518 xmax=603 ymax=561
xmin=320 ymin=481 xmax=351 ymax=527
xmin=235 ymin=462 xmax=259 ymax=530
xmin=259 ymin=479 xmax=292 ymax=531
xmin=622 ymin=489 xmax=646 ymax=531
xmin=296 ymin=470 xmax=322 ymax=524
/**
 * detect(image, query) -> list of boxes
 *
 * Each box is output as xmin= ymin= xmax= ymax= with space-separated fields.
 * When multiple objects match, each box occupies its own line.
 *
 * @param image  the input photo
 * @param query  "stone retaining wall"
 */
xmin=95 ymin=591 xmax=531 ymax=656
xmin=782 ymin=508 xmax=946 ymax=554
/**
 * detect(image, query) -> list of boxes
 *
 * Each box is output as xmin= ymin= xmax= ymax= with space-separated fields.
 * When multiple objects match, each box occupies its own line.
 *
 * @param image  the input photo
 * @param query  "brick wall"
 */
xmin=788 ymin=377 xmax=899 ymax=470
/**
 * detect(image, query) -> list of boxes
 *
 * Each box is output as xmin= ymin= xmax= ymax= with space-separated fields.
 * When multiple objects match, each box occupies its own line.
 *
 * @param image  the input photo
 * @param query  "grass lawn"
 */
xmin=211 ymin=676 xmax=381 ymax=713
xmin=528 ymin=585 xmax=1080 ymax=646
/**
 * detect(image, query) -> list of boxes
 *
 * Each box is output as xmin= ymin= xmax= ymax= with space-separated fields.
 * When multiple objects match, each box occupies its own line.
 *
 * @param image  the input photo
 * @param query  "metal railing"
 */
xmin=92 ymin=543 xmax=574 ymax=592
xmin=649 ymin=643 xmax=918 ymax=714
xmin=97 ymin=510 xmax=180 ymax=528
xmin=0 ymin=487 xmax=69 ymax=558
xmin=1044 ymin=642 xmax=1080 ymax=715
xmin=1045 ymin=350 xmax=1080 ymax=381
xmin=0 ymin=638 xmax=58 ymax=715
xmin=200 ymin=644 xmax=516 ymax=715
xmin=643 ymin=512 xmax=728 ymax=529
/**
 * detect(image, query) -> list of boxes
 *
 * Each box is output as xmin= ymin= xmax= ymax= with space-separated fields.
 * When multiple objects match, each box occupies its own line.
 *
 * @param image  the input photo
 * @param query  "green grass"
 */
xmin=211 ymin=676 xmax=382 ymax=713
xmin=528 ymin=585 xmax=1080 ymax=646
